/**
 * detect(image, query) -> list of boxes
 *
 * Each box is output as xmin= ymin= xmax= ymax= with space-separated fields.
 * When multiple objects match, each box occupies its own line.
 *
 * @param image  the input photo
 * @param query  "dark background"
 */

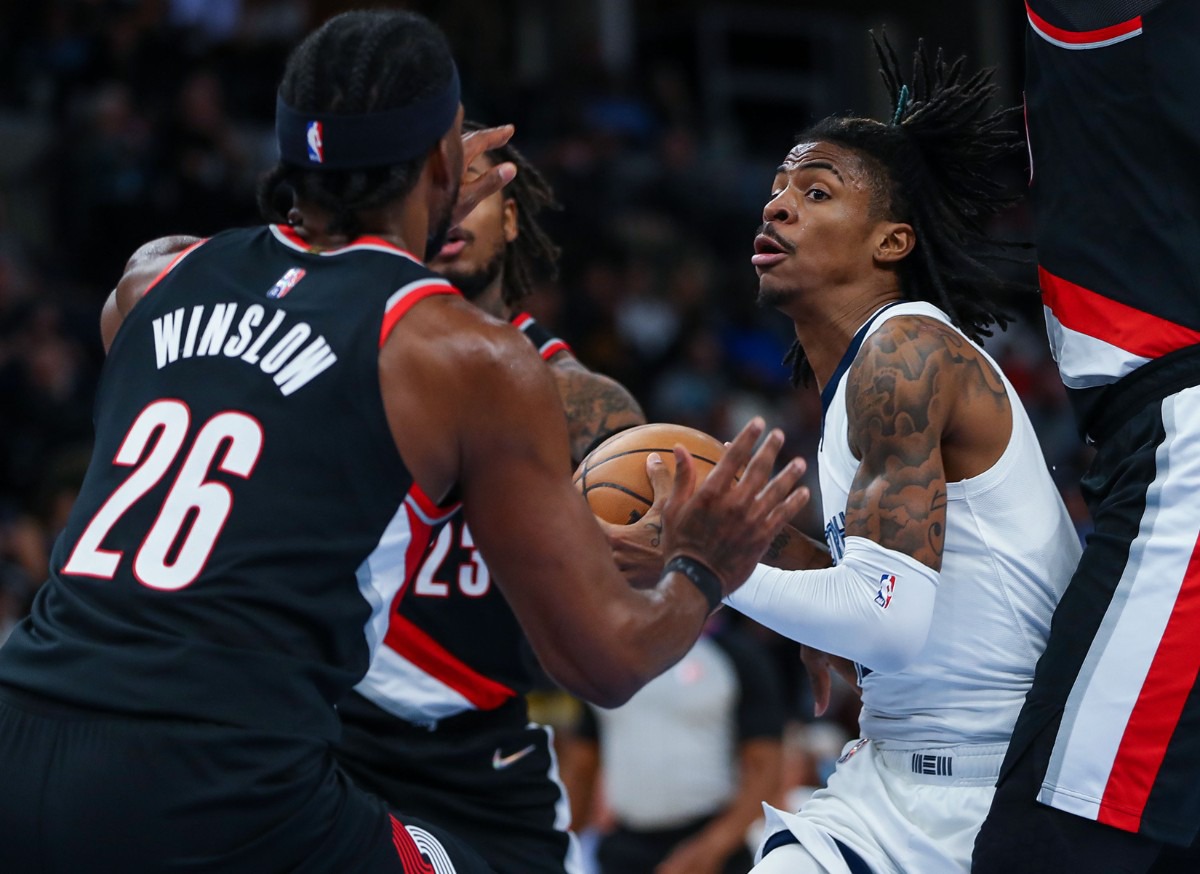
xmin=0 ymin=1 xmax=1089 ymax=726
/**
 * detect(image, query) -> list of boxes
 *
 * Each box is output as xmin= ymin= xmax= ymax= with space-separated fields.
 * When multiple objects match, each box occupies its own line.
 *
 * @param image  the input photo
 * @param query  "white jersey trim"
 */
xmin=1040 ymin=387 xmax=1200 ymax=819
xmin=1043 ymin=305 xmax=1150 ymax=389
xmin=355 ymin=645 xmax=475 ymax=725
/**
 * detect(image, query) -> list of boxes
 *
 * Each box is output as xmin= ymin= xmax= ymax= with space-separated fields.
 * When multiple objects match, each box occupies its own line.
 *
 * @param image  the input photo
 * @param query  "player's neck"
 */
xmin=790 ymin=286 xmax=903 ymax=392
xmin=462 ymin=275 xmax=508 ymax=320
xmin=286 ymin=199 xmax=430 ymax=259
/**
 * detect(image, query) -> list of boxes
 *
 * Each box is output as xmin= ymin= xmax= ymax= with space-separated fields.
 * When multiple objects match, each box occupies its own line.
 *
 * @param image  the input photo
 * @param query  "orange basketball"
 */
xmin=573 ymin=423 xmax=726 ymax=524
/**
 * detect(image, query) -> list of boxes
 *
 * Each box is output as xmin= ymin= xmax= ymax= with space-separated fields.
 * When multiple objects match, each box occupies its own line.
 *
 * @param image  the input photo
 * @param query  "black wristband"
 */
xmin=664 ymin=555 xmax=723 ymax=613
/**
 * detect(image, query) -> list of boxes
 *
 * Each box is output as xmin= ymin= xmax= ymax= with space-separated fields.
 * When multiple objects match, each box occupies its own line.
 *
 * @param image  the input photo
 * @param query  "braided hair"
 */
xmin=783 ymin=33 xmax=1028 ymax=385
xmin=461 ymin=121 xmax=562 ymax=308
xmin=258 ymin=10 xmax=456 ymax=238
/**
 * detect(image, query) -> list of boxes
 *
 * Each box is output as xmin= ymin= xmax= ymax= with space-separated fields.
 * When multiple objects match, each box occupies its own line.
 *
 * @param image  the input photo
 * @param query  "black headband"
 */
xmin=275 ymin=64 xmax=460 ymax=170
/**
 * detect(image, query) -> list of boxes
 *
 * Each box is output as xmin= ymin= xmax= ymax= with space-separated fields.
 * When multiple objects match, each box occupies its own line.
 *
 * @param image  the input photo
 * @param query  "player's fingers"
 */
xmin=706 ymin=417 xmax=765 ymax=491
xmin=733 ymin=427 xmax=786 ymax=495
xmin=665 ymin=445 xmax=697 ymax=513
xmin=462 ymin=124 xmax=515 ymax=161
xmin=451 ymin=162 xmax=517 ymax=227
xmin=645 ymin=452 xmax=674 ymax=508
xmin=764 ymin=485 xmax=812 ymax=532
xmin=756 ymin=456 xmax=806 ymax=507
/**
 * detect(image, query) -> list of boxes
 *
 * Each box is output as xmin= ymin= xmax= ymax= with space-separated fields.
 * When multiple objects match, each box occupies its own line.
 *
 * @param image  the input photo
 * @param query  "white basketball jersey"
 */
xmin=819 ymin=301 xmax=1081 ymax=745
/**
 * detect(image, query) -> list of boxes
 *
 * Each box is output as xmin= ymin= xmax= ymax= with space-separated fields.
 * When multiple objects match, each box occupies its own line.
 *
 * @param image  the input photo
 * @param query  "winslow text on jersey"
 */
xmin=150 ymin=302 xmax=338 ymax=396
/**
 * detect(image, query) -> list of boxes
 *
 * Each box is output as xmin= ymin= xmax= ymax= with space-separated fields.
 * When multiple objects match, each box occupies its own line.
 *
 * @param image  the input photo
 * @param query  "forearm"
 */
xmin=761 ymin=523 xmax=832 ymax=571
xmin=724 ymin=536 xmax=938 ymax=673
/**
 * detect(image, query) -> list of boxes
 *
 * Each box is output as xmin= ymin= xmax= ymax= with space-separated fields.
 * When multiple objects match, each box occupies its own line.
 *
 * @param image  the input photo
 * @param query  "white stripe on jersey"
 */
xmin=354 ymin=644 xmax=475 ymax=725
xmin=540 ymin=722 xmax=588 ymax=874
xmin=1041 ymin=387 xmax=1200 ymax=819
xmin=385 ymin=279 xmax=459 ymax=317
xmin=355 ymin=499 xmax=420 ymax=662
xmin=1043 ymin=305 xmax=1151 ymax=389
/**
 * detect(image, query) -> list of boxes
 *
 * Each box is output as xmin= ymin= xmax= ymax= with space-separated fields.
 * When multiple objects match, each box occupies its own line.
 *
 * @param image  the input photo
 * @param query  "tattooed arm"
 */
xmin=546 ymin=353 xmax=646 ymax=466
xmin=725 ymin=316 xmax=972 ymax=672
xmin=842 ymin=316 xmax=955 ymax=571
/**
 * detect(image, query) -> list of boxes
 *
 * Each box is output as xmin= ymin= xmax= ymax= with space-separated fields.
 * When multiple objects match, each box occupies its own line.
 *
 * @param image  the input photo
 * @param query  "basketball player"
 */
xmin=335 ymin=132 xmax=645 ymax=874
xmin=0 ymin=11 xmax=809 ymax=872
xmin=972 ymin=3 xmax=1200 ymax=871
xmin=611 ymin=37 xmax=1081 ymax=873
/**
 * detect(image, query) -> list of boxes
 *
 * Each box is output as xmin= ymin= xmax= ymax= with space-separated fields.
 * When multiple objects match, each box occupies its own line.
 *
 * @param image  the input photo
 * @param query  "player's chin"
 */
xmin=756 ymin=277 xmax=793 ymax=309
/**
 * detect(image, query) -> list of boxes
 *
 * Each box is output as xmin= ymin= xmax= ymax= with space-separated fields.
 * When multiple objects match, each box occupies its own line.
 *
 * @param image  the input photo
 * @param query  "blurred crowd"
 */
xmin=0 ymin=2 xmax=1094 ymax=842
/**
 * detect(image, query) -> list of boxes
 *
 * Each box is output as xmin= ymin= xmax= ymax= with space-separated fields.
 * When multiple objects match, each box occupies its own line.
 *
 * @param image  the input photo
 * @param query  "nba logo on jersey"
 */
xmin=268 ymin=267 xmax=306 ymax=299
xmin=874 ymin=572 xmax=896 ymax=609
xmin=306 ymin=121 xmax=324 ymax=163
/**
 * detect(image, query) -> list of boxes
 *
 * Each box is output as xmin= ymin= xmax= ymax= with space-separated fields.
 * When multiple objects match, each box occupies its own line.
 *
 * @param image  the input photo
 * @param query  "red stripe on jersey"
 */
xmin=1098 ymin=533 xmax=1200 ymax=831
xmin=143 ymin=239 xmax=209 ymax=296
xmin=511 ymin=312 xmax=534 ymax=330
xmin=1040 ymin=267 xmax=1200 ymax=359
xmin=379 ymin=281 xmax=460 ymax=347
xmin=383 ymin=611 xmax=516 ymax=710
xmin=1026 ymin=3 xmax=1142 ymax=45
xmin=389 ymin=815 xmax=436 ymax=873
xmin=407 ymin=482 xmax=460 ymax=524
xmin=540 ymin=339 xmax=571 ymax=361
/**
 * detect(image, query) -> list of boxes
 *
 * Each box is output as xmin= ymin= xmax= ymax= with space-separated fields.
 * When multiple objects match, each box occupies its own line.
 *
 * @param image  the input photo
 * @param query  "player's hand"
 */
xmin=601 ymin=451 xmax=674 ymax=588
xmin=451 ymin=124 xmax=516 ymax=227
xmin=663 ymin=417 xmax=809 ymax=597
xmin=801 ymin=645 xmax=861 ymax=717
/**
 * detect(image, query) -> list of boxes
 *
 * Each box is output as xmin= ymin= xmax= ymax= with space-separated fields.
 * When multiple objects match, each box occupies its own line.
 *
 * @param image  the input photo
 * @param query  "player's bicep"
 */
xmin=842 ymin=323 xmax=950 ymax=571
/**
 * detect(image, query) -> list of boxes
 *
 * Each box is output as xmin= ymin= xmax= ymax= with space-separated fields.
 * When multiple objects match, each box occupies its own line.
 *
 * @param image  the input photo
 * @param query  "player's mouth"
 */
xmin=434 ymin=228 xmax=470 ymax=261
xmin=751 ymin=230 xmax=791 ymax=268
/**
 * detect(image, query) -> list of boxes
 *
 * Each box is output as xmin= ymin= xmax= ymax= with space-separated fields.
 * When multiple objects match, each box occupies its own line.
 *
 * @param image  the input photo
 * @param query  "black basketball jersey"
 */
xmin=348 ymin=313 xmax=570 ymax=728
xmin=0 ymin=225 xmax=459 ymax=742
xmin=1025 ymin=0 xmax=1200 ymax=427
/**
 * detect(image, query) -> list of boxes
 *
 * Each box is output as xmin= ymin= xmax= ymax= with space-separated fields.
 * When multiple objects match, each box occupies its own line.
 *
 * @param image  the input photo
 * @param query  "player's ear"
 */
xmin=874 ymin=221 xmax=915 ymax=264
xmin=502 ymin=197 xmax=518 ymax=243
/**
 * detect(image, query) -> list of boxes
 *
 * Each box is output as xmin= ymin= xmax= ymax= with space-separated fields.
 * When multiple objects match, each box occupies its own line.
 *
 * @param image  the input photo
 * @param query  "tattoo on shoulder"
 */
xmin=552 ymin=365 xmax=646 ymax=465
xmin=842 ymin=318 xmax=957 ymax=569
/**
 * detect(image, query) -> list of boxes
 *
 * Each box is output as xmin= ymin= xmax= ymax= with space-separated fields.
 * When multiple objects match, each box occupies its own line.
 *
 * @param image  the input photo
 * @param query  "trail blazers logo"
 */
xmin=874 ymin=572 xmax=897 ymax=609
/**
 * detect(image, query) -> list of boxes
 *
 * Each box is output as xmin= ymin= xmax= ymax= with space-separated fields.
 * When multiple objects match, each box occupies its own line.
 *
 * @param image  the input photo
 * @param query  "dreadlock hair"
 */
xmin=258 ymin=10 xmax=456 ymax=238
xmin=782 ymin=32 xmax=1029 ymax=386
xmin=462 ymin=120 xmax=562 ymax=308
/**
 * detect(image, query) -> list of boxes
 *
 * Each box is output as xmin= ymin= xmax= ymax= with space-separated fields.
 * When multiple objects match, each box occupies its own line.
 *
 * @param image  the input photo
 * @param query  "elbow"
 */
xmin=539 ymin=652 xmax=646 ymax=709
xmin=550 ymin=671 xmax=641 ymax=709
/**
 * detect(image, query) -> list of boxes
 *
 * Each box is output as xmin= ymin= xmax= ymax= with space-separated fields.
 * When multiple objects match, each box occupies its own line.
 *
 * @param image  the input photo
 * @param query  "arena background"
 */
xmin=0 ymin=0 xmax=1092 ymax=850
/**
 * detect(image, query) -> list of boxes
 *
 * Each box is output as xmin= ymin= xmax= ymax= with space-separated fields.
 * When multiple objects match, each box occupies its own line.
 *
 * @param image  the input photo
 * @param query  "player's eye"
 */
xmin=807 ymin=188 xmax=830 ymax=201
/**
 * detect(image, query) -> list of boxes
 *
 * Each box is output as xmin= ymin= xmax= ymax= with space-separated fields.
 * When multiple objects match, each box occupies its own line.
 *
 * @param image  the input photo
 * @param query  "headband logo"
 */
xmin=306 ymin=121 xmax=324 ymax=163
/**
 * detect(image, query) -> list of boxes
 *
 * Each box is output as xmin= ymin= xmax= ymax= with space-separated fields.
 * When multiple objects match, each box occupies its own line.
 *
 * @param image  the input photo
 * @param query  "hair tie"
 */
xmin=891 ymin=84 xmax=910 ymax=125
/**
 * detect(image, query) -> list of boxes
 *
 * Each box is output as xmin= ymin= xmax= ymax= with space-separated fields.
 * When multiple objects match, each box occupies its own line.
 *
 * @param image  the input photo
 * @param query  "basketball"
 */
xmin=573 ymin=423 xmax=727 ymax=524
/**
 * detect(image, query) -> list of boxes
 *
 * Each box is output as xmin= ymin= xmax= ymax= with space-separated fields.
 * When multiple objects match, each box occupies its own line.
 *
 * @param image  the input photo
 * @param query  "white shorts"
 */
xmin=753 ymin=738 xmax=1006 ymax=874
